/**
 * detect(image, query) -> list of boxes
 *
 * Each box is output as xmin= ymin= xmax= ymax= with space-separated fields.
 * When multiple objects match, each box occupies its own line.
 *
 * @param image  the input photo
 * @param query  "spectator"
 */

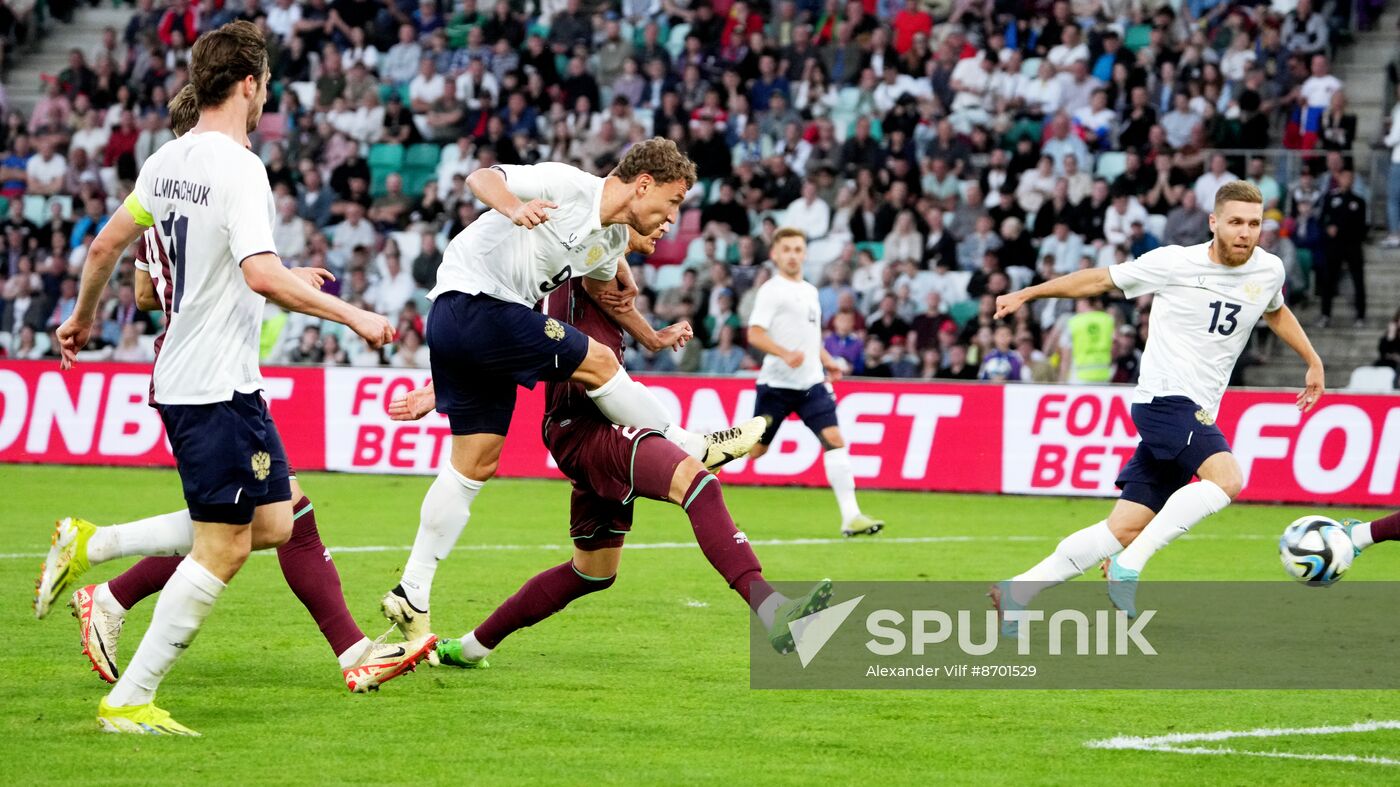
xmin=1193 ymin=154 xmax=1238 ymax=213
xmin=273 ymin=196 xmax=310 ymax=261
xmin=1059 ymin=297 xmax=1115 ymax=383
xmin=979 ymin=324 xmax=1025 ymax=382
xmin=26 ymin=137 xmax=67 ymax=197
xmin=936 ymin=343 xmax=978 ymax=380
xmin=1245 ymin=157 xmax=1283 ymax=212
xmin=1039 ymin=221 xmax=1086 ymax=274
xmin=391 ymin=325 xmax=429 ymax=367
xmin=783 ymin=181 xmax=831 ymax=240
xmin=701 ymin=324 xmax=750 ymax=374
xmin=1385 ymin=85 xmax=1400 ymax=248
xmin=1102 ymin=189 xmax=1149 ymax=248
xmin=1164 ymin=189 xmax=1211 ymax=247
xmin=1319 ymin=170 xmax=1368 ymax=328
xmin=1282 ymin=0 xmax=1329 ymax=57
xmin=412 ymin=232 xmax=442 ymax=290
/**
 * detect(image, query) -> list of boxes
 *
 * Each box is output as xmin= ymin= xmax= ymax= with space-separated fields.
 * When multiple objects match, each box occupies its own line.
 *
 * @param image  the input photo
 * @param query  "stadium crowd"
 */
xmin=0 ymin=0 xmax=1394 ymax=384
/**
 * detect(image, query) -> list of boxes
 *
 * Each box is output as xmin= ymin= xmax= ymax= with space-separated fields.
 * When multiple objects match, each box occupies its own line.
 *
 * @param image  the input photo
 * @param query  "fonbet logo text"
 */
xmin=790 ymin=600 xmax=1157 ymax=667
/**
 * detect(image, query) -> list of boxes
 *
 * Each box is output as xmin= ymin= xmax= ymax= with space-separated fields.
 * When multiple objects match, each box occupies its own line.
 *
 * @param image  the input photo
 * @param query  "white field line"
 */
xmin=0 ymin=532 xmax=1275 ymax=561
xmin=1086 ymin=720 xmax=1400 ymax=767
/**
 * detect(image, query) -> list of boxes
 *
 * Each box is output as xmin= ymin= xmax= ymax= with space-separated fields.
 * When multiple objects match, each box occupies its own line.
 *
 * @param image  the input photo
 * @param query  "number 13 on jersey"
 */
xmin=1207 ymin=300 xmax=1241 ymax=336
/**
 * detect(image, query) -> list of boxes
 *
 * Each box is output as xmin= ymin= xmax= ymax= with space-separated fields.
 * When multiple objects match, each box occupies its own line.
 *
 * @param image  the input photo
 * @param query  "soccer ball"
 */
xmin=1278 ymin=516 xmax=1355 ymax=587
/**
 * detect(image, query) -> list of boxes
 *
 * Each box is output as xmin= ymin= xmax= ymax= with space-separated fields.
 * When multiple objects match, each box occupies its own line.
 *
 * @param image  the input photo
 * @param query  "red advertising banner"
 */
xmin=2 ymin=360 xmax=1396 ymax=507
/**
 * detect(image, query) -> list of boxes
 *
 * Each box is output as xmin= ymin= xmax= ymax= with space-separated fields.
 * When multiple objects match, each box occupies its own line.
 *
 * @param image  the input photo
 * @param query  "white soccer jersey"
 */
xmin=748 ymin=273 xmax=825 ymax=390
xmin=1109 ymin=242 xmax=1285 ymax=416
xmin=431 ymin=162 xmax=627 ymax=308
xmin=128 ymin=132 xmax=276 ymax=405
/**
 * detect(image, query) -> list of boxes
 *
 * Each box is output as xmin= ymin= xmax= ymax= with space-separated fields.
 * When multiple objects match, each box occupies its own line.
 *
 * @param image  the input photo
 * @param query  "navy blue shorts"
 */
xmin=754 ymin=383 xmax=840 ymax=445
xmin=158 ymin=391 xmax=291 ymax=525
xmin=426 ymin=291 xmax=590 ymax=436
xmin=1115 ymin=396 xmax=1232 ymax=512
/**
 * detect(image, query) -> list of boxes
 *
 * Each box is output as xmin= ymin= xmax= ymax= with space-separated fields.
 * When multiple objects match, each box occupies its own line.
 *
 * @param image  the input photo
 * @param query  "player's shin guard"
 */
xmin=86 ymin=511 xmax=194 ymax=564
xmin=586 ymin=367 xmax=708 ymax=458
xmin=1116 ymin=480 xmax=1231 ymax=572
xmin=400 ymin=466 xmax=484 ymax=610
xmin=107 ymin=557 xmax=183 ymax=610
xmin=680 ymin=471 xmax=775 ymax=610
xmin=276 ymin=497 xmax=366 ymax=659
xmin=1009 ymin=520 xmax=1121 ymax=605
xmin=473 ymin=561 xmax=615 ymax=649
xmin=105 ymin=557 xmax=224 ymax=708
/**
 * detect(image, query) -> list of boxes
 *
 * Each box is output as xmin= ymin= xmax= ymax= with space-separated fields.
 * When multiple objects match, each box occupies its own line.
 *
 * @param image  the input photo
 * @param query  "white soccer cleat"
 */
xmin=71 ymin=585 xmax=123 ymax=684
xmin=703 ymin=416 xmax=769 ymax=471
xmin=381 ymin=587 xmax=437 ymax=665
xmin=841 ymin=514 xmax=885 ymax=538
xmin=343 ymin=633 xmax=438 ymax=693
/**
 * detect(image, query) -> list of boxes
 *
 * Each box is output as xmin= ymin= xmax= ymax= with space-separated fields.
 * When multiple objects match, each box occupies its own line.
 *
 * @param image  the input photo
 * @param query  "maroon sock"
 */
xmin=276 ymin=497 xmax=365 ymax=657
xmin=1370 ymin=512 xmax=1400 ymax=543
xmin=474 ymin=560 xmax=614 ymax=649
xmin=106 ymin=556 xmax=182 ymax=610
xmin=681 ymin=472 xmax=774 ymax=610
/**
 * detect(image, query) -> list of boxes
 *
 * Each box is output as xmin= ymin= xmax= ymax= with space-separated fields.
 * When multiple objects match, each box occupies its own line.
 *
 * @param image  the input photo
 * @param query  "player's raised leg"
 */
xmin=33 ymin=511 xmax=193 ymax=618
xmin=1344 ymin=510 xmax=1400 ymax=557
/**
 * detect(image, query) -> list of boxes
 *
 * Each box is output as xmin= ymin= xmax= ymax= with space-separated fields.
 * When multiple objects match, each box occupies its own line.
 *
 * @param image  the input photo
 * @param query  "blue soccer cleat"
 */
xmin=988 ymin=580 xmax=1024 ymax=638
xmin=1105 ymin=556 xmax=1139 ymax=619
xmin=1340 ymin=518 xmax=1364 ymax=558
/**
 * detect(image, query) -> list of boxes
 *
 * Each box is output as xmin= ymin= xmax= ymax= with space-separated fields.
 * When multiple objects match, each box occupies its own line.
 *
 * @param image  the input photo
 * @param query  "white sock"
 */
xmin=823 ymin=447 xmax=861 ymax=526
xmin=106 ymin=557 xmax=224 ymax=707
xmin=93 ymin=582 xmax=127 ymax=615
xmin=755 ymin=592 xmax=786 ymax=630
xmin=400 ymin=467 xmax=485 ymax=611
xmin=1116 ymin=481 xmax=1232 ymax=573
xmin=587 ymin=367 xmax=708 ymax=458
xmin=1351 ymin=522 xmax=1375 ymax=551
xmin=459 ymin=631 xmax=493 ymax=661
xmin=86 ymin=511 xmax=194 ymax=564
xmin=1010 ymin=521 xmax=1121 ymax=605
xmin=337 ymin=637 xmax=373 ymax=670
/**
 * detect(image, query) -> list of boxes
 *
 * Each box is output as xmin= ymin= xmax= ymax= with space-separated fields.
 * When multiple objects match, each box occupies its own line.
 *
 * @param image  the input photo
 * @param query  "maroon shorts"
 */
xmin=543 ymin=415 xmax=688 ymax=550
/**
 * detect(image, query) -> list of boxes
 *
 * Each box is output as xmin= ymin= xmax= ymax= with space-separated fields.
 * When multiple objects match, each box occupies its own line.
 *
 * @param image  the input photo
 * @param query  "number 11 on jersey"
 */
xmin=160 ymin=212 xmax=190 ymax=313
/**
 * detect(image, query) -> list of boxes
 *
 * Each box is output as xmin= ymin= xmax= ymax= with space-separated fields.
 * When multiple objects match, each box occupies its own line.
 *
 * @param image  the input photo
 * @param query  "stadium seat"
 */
xmin=649 ymin=237 xmax=687 ymax=266
xmin=855 ymin=241 xmax=884 ymax=261
xmin=949 ymin=300 xmax=980 ymax=327
xmin=651 ymin=262 xmax=685 ymax=291
xmin=405 ymin=143 xmax=441 ymax=171
xmin=390 ymin=231 xmax=422 ymax=267
xmin=49 ymin=194 xmax=73 ymax=220
xmin=1003 ymin=119 xmax=1041 ymax=147
xmin=404 ymin=169 xmax=436 ymax=197
xmin=1146 ymin=214 xmax=1167 ymax=240
xmin=665 ymin=23 xmax=691 ymax=59
xmin=0 ymin=196 xmax=9 ymax=216
xmin=22 ymin=194 xmax=47 ymax=225
xmin=679 ymin=208 xmax=701 ymax=235
xmin=287 ymin=81 xmax=315 ymax=109
xmin=256 ymin=112 xmax=285 ymax=142
xmin=1095 ymin=151 xmax=1127 ymax=181
xmin=369 ymin=143 xmax=405 ymax=170
xmin=1020 ymin=57 xmax=1042 ymax=78
xmin=1124 ymin=24 xmax=1152 ymax=52
xmin=1345 ymin=366 xmax=1396 ymax=392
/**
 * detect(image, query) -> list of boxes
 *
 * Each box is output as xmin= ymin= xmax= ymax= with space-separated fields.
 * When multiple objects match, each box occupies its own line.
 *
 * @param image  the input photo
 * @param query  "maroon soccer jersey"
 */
xmin=542 ymin=279 xmax=625 ymax=422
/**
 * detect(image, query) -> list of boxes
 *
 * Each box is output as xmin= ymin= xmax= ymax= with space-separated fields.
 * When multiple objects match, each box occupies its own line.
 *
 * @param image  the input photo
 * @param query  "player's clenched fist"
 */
xmin=351 ymin=310 xmax=396 ymax=348
xmin=510 ymin=199 xmax=557 ymax=229
xmin=653 ymin=321 xmax=693 ymax=351
xmin=994 ymin=292 xmax=1025 ymax=319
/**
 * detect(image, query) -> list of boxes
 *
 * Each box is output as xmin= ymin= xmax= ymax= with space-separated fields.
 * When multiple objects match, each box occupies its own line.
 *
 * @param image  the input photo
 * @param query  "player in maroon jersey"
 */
xmin=388 ymin=226 xmax=831 ymax=665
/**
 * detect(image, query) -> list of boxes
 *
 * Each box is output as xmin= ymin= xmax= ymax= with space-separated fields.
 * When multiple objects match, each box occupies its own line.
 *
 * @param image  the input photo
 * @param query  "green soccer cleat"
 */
xmin=1341 ymin=518 xmax=1364 ymax=558
xmin=841 ymin=514 xmax=885 ymax=538
xmin=768 ymin=579 xmax=834 ymax=655
xmin=1105 ymin=556 xmax=1139 ymax=619
xmin=35 ymin=517 xmax=96 ymax=619
xmin=988 ymin=580 xmax=1024 ymax=638
xmin=97 ymin=698 xmax=200 ymax=736
xmin=435 ymin=637 xmax=490 ymax=669
xmin=703 ymin=416 xmax=769 ymax=471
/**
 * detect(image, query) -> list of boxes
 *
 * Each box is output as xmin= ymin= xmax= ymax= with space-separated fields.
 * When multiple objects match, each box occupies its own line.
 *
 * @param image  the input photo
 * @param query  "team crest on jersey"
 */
xmin=544 ymin=318 xmax=566 ymax=341
xmin=1242 ymin=282 xmax=1263 ymax=302
xmin=1194 ymin=409 xmax=1215 ymax=426
xmin=251 ymin=451 xmax=271 ymax=481
xmin=586 ymin=246 xmax=604 ymax=265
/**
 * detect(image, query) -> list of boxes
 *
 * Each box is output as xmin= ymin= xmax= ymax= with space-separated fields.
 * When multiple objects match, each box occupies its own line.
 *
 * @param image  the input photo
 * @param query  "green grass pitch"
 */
xmin=4 ymin=465 xmax=1399 ymax=784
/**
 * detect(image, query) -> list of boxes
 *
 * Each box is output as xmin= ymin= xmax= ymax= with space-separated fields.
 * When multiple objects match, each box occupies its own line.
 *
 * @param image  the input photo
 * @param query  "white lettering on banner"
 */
xmin=98 ymin=374 xmax=163 ymax=456
xmin=325 ymin=369 xmax=449 ymax=473
xmin=1292 ymin=405 xmax=1372 ymax=494
xmin=1233 ymin=404 xmax=1301 ymax=487
xmin=1368 ymin=409 xmax=1400 ymax=496
xmin=262 ymin=376 xmax=295 ymax=408
xmin=0 ymin=369 xmax=27 ymax=451
xmin=26 ymin=372 xmax=103 ymax=455
xmin=836 ymin=392 xmax=890 ymax=477
xmin=1001 ymin=386 xmax=1137 ymax=496
xmin=897 ymin=394 xmax=963 ymax=479
xmin=752 ymin=420 xmax=821 ymax=476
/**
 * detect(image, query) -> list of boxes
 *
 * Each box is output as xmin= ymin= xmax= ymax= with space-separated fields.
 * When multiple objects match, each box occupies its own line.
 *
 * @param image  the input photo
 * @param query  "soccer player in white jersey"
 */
xmin=987 ymin=181 xmax=1325 ymax=627
xmin=379 ymin=140 xmax=766 ymax=644
xmin=50 ymin=22 xmax=395 ymax=735
xmin=745 ymin=228 xmax=884 ymax=537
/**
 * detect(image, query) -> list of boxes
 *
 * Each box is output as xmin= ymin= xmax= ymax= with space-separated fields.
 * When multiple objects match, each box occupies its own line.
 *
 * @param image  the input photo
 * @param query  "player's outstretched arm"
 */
xmin=1264 ymin=304 xmax=1325 ymax=412
xmin=994 ymin=267 xmax=1116 ymax=319
xmin=57 ymin=206 xmax=147 ymax=368
xmin=581 ymin=273 xmax=691 ymax=351
xmin=242 ymin=253 xmax=394 ymax=348
xmin=748 ymin=325 xmax=803 ymax=368
xmin=465 ymin=166 xmax=556 ymax=229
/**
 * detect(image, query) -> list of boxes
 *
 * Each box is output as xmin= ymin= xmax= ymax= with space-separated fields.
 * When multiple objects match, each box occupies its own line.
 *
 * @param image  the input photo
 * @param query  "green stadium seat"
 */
xmin=855 ymin=241 xmax=884 ymax=261
xmin=369 ymin=143 xmax=405 ymax=170
xmin=949 ymin=300 xmax=980 ymax=327
xmin=1124 ymin=24 xmax=1151 ymax=52
xmin=404 ymin=144 xmax=441 ymax=170
xmin=404 ymin=170 xmax=436 ymax=198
